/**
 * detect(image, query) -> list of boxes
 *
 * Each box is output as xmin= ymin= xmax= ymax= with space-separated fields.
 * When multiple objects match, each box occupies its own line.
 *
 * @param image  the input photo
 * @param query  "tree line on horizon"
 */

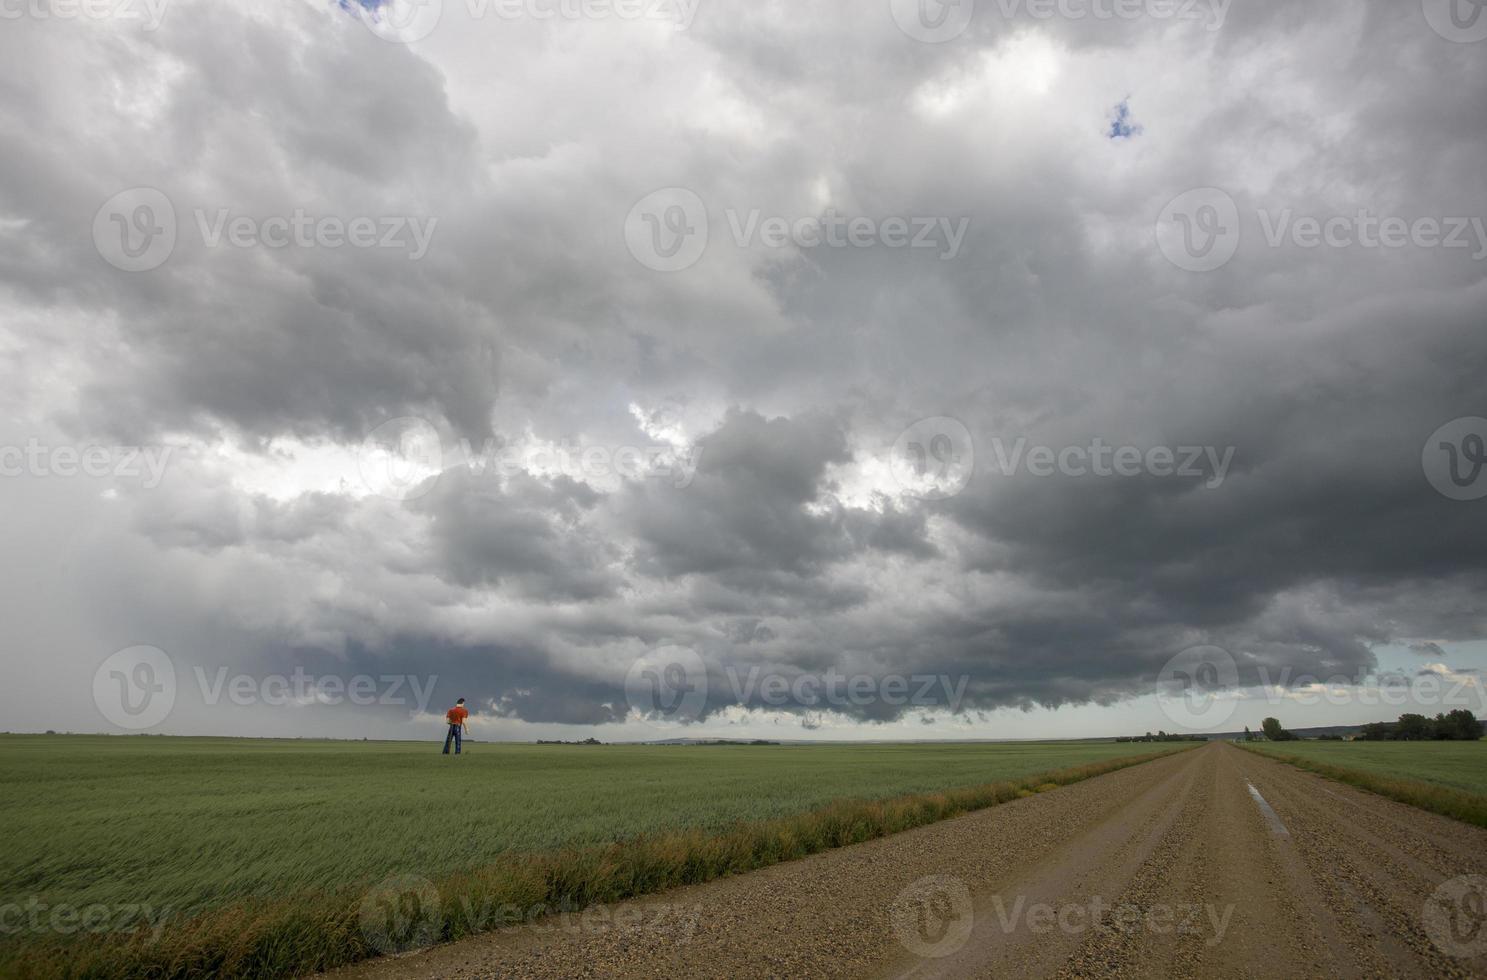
xmin=1239 ymin=710 xmax=1483 ymax=742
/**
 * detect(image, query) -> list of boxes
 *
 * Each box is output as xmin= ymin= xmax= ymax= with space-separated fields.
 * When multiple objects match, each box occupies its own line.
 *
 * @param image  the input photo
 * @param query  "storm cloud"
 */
xmin=0 ymin=0 xmax=1484 ymax=738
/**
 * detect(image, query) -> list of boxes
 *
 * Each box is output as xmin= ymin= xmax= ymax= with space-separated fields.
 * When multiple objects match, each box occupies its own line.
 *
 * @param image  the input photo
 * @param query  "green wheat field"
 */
xmin=0 ymin=734 xmax=1187 ymax=979
xmin=1243 ymin=739 xmax=1487 ymax=797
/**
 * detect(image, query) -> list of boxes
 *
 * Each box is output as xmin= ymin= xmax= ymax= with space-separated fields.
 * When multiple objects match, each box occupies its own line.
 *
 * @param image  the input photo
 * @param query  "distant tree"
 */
xmin=1395 ymin=713 xmax=1430 ymax=741
xmin=1261 ymin=717 xmax=1295 ymax=741
xmin=1441 ymin=709 xmax=1483 ymax=741
xmin=1243 ymin=725 xmax=1252 ymax=742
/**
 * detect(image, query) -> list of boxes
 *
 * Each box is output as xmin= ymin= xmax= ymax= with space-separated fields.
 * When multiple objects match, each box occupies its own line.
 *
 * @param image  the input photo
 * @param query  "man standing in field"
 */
xmin=443 ymin=698 xmax=469 ymax=755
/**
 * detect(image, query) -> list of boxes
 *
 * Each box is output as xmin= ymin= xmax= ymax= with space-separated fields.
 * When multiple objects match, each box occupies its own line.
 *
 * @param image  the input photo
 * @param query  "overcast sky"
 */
xmin=1 ymin=0 xmax=1484 ymax=742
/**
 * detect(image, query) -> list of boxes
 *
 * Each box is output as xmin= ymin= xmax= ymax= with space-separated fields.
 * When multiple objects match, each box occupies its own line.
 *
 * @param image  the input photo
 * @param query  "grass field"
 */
xmin=0 ymin=735 xmax=1191 ymax=979
xmin=1242 ymin=739 xmax=1487 ymax=826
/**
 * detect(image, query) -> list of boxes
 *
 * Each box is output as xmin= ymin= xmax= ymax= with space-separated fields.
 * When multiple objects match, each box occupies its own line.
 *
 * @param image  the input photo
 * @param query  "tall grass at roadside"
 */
xmin=2 ymin=746 xmax=1194 ymax=980
xmin=1238 ymin=742 xmax=1487 ymax=828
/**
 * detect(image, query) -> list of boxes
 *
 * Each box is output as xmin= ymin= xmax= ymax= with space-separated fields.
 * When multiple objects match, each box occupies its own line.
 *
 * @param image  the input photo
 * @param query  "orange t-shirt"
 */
xmin=445 ymin=705 xmax=468 ymax=726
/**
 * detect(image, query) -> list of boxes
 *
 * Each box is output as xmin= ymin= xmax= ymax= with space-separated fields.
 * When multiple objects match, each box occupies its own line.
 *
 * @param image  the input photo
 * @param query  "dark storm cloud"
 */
xmin=1 ymin=0 xmax=1484 ymax=735
xmin=414 ymin=469 xmax=618 ymax=600
xmin=621 ymin=409 xmax=855 ymax=578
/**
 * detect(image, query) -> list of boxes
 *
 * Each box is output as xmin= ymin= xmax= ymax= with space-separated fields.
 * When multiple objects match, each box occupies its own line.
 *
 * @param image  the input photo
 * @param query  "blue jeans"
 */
xmin=443 ymin=724 xmax=462 ymax=754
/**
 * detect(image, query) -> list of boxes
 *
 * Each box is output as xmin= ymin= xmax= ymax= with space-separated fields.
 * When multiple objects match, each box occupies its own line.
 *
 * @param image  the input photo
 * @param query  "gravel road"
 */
xmin=323 ymin=743 xmax=1487 ymax=979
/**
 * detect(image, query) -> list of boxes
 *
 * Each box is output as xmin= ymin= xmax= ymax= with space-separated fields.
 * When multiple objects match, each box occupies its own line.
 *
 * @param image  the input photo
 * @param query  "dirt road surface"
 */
xmin=325 ymin=743 xmax=1487 ymax=979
